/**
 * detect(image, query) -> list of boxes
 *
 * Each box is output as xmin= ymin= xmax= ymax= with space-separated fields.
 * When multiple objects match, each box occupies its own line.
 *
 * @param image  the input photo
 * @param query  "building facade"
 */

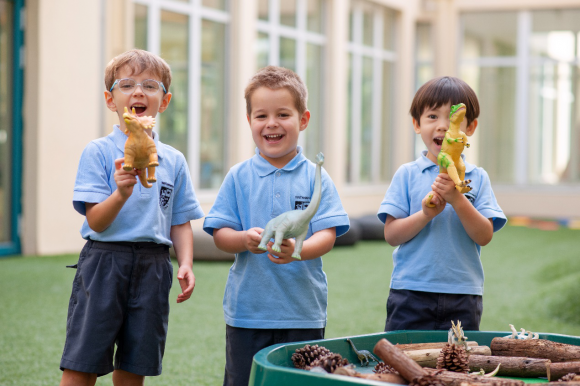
xmin=2 ymin=0 xmax=580 ymax=256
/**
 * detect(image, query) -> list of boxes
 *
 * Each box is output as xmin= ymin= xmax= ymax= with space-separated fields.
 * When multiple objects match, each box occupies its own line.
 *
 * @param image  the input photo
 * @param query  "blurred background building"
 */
xmin=1 ymin=0 xmax=580 ymax=256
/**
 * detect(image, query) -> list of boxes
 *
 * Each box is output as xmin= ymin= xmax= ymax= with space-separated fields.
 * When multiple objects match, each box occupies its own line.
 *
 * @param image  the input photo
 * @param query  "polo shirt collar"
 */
xmin=417 ymin=150 xmax=475 ymax=173
xmin=110 ymin=125 xmax=164 ymax=159
xmin=253 ymin=146 xmax=307 ymax=177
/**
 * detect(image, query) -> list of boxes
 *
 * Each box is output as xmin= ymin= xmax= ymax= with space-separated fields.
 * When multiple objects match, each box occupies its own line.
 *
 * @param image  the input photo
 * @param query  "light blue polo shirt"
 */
xmin=73 ymin=125 xmax=205 ymax=246
xmin=377 ymin=151 xmax=506 ymax=296
xmin=203 ymin=147 xmax=350 ymax=329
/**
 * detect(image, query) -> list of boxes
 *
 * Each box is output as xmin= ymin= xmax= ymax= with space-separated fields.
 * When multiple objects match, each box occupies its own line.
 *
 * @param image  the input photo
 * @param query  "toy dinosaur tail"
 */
xmin=138 ymin=170 xmax=152 ymax=188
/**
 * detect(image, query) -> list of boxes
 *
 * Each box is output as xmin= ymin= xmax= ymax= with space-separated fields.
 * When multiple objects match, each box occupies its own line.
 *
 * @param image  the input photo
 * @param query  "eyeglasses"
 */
xmin=109 ymin=78 xmax=167 ymax=95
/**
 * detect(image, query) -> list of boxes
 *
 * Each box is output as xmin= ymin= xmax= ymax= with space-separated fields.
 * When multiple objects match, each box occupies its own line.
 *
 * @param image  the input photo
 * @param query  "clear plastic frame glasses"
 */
xmin=109 ymin=78 xmax=167 ymax=95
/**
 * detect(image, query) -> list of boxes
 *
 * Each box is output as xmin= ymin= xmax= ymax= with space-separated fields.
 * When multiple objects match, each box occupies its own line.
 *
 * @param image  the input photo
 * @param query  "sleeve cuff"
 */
xmin=311 ymin=214 xmax=350 ymax=237
xmin=203 ymin=217 xmax=243 ymax=236
xmin=72 ymin=191 xmax=111 ymax=215
xmin=377 ymin=203 xmax=408 ymax=224
xmin=172 ymin=206 xmax=205 ymax=226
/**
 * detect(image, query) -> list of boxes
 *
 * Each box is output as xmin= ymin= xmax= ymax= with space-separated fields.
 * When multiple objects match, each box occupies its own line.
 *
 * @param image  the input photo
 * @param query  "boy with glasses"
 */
xmin=59 ymin=49 xmax=204 ymax=386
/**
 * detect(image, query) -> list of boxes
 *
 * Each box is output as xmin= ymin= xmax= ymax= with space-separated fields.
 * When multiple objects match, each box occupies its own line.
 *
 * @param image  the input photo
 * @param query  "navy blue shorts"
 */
xmin=385 ymin=289 xmax=483 ymax=331
xmin=60 ymin=240 xmax=173 ymax=376
xmin=224 ymin=325 xmax=325 ymax=386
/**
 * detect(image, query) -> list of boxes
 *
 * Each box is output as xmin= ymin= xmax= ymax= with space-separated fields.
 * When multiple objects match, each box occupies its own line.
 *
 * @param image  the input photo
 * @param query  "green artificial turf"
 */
xmin=1 ymin=225 xmax=579 ymax=385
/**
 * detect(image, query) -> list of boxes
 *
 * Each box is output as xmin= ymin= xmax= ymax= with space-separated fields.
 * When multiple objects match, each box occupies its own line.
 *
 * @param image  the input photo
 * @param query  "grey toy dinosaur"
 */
xmin=346 ymin=338 xmax=379 ymax=367
xmin=257 ymin=152 xmax=324 ymax=260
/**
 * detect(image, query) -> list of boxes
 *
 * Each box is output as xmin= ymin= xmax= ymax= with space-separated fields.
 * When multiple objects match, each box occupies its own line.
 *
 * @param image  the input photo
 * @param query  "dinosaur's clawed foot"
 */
xmin=147 ymin=177 xmax=157 ymax=183
xmin=123 ymin=164 xmax=133 ymax=171
xmin=291 ymin=253 xmax=302 ymax=260
xmin=148 ymin=162 xmax=159 ymax=167
xmin=271 ymin=245 xmax=281 ymax=253
xmin=257 ymin=243 xmax=267 ymax=251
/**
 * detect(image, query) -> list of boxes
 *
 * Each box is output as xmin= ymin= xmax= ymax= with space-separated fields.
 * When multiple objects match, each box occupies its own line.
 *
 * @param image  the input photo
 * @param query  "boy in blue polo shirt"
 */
xmin=378 ymin=76 xmax=506 ymax=332
xmin=203 ymin=66 xmax=350 ymax=386
xmin=59 ymin=49 xmax=204 ymax=386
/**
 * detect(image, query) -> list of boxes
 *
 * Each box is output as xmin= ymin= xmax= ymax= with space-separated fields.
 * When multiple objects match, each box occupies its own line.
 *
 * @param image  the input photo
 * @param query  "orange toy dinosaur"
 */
xmin=122 ymin=106 xmax=158 ymax=188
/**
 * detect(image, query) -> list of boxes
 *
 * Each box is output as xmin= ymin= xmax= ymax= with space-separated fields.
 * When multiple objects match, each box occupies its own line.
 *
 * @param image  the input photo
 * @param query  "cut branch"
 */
xmin=373 ymin=338 xmax=428 ymax=382
xmin=406 ymin=346 xmax=491 ymax=368
xmin=468 ymin=355 xmax=550 ymax=378
xmin=548 ymin=362 xmax=580 ymax=381
xmin=491 ymin=338 xmax=580 ymax=362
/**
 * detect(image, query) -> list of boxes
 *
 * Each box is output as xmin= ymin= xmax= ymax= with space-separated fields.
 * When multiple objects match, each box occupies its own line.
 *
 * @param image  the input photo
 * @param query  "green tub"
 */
xmin=249 ymin=330 xmax=580 ymax=386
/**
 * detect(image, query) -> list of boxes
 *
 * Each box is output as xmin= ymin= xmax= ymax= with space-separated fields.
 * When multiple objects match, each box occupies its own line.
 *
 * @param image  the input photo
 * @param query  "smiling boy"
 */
xmin=203 ymin=66 xmax=350 ymax=386
xmin=377 ymin=76 xmax=506 ymax=332
xmin=59 ymin=49 xmax=204 ymax=386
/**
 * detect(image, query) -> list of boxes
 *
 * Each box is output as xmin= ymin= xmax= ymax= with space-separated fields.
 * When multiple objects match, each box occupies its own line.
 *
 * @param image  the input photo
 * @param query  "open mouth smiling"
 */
xmin=131 ymin=104 xmax=147 ymax=115
xmin=264 ymin=134 xmax=284 ymax=142
xmin=434 ymin=137 xmax=444 ymax=146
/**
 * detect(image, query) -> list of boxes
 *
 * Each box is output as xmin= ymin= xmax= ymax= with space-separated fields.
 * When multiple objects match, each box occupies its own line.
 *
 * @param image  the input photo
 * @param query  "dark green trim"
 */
xmin=0 ymin=0 xmax=23 ymax=256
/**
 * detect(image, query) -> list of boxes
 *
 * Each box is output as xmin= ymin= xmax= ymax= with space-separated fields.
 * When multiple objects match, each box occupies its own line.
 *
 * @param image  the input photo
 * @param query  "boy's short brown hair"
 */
xmin=104 ymin=49 xmax=172 ymax=92
xmin=244 ymin=66 xmax=308 ymax=116
xmin=410 ymin=76 xmax=480 ymax=127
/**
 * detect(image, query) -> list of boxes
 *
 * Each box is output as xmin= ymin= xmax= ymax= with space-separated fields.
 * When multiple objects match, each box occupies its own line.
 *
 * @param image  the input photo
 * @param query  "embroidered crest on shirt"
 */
xmin=294 ymin=195 xmax=311 ymax=210
xmin=159 ymin=182 xmax=174 ymax=209
xmin=465 ymin=192 xmax=476 ymax=204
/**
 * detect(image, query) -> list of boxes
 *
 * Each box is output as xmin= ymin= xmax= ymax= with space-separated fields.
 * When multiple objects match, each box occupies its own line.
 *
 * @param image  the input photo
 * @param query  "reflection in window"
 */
xmin=256 ymin=0 xmax=326 ymax=162
xmin=347 ymin=1 xmax=397 ymax=184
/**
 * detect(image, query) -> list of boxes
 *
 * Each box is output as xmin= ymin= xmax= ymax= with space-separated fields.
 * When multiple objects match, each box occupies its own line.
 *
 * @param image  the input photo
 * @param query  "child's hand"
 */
xmin=114 ymin=158 xmax=138 ymax=199
xmin=422 ymin=191 xmax=446 ymax=218
xmin=244 ymin=227 xmax=265 ymax=254
xmin=432 ymin=173 xmax=461 ymax=205
xmin=267 ymin=238 xmax=296 ymax=264
xmin=176 ymin=265 xmax=195 ymax=303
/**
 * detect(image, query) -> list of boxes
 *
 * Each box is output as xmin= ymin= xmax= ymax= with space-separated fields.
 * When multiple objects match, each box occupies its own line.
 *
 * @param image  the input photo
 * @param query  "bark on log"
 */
xmin=374 ymin=338 xmax=428 ymax=382
xmin=395 ymin=342 xmax=479 ymax=351
xmin=548 ymin=362 xmax=580 ymax=381
xmin=468 ymin=355 xmax=550 ymax=378
xmin=545 ymin=383 xmax=580 ymax=386
xmin=424 ymin=368 xmax=525 ymax=386
xmin=491 ymin=338 xmax=580 ymax=362
xmin=406 ymin=346 xmax=491 ymax=368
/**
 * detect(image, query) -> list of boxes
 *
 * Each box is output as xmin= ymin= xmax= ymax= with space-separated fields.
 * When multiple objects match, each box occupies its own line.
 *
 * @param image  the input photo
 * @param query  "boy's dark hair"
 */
xmin=104 ymin=49 xmax=172 ymax=92
xmin=245 ymin=66 xmax=308 ymax=116
xmin=410 ymin=76 xmax=480 ymax=127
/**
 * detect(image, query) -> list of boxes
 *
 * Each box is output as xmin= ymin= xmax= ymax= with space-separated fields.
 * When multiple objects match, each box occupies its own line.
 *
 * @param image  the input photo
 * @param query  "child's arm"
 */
xmin=213 ymin=227 xmax=265 ymax=254
xmin=266 ymin=228 xmax=336 ymax=264
xmin=383 ymin=191 xmax=446 ymax=246
xmin=432 ymin=173 xmax=494 ymax=245
xmin=85 ymin=158 xmax=137 ymax=232
xmin=170 ymin=221 xmax=195 ymax=303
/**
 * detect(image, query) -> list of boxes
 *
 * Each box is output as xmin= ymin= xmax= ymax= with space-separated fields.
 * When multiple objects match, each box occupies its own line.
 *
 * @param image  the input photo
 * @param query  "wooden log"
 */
xmin=491 ymin=337 xmax=580 ymax=362
xmin=373 ymin=338 xmax=428 ymax=382
xmin=395 ymin=342 xmax=479 ymax=351
xmin=405 ymin=346 xmax=492 ymax=368
xmin=468 ymin=355 xmax=550 ymax=378
xmin=548 ymin=362 xmax=580 ymax=381
xmin=333 ymin=367 xmax=408 ymax=384
xmin=545 ymin=383 xmax=580 ymax=386
xmin=424 ymin=368 xmax=525 ymax=386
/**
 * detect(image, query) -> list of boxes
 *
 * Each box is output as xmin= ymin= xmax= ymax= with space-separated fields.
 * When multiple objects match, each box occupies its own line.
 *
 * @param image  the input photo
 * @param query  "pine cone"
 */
xmin=307 ymin=353 xmax=349 ymax=373
xmin=409 ymin=375 xmax=446 ymax=386
xmin=436 ymin=343 xmax=469 ymax=373
xmin=374 ymin=362 xmax=399 ymax=374
xmin=558 ymin=373 xmax=580 ymax=382
xmin=291 ymin=344 xmax=331 ymax=369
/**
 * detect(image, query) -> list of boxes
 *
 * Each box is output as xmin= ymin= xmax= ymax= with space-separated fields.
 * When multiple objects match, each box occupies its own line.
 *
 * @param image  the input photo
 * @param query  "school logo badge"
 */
xmin=295 ymin=195 xmax=310 ymax=210
xmin=159 ymin=182 xmax=174 ymax=209
xmin=464 ymin=192 xmax=476 ymax=205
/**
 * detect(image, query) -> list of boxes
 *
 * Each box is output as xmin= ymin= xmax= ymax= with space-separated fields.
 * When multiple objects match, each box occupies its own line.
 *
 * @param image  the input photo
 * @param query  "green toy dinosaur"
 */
xmin=426 ymin=103 xmax=472 ymax=207
xmin=346 ymin=338 xmax=379 ymax=367
xmin=257 ymin=152 xmax=324 ymax=260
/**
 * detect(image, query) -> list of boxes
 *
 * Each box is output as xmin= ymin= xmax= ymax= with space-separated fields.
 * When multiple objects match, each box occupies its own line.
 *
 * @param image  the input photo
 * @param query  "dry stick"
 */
xmin=423 ymin=368 xmax=525 ymax=386
xmin=548 ymin=362 xmax=580 ymax=381
xmin=395 ymin=342 xmax=479 ymax=351
xmin=468 ymin=355 xmax=550 ymax=378
xmin=373 ymin=338 xmax=428 ymax=382
xmin=333 ymin=367 xmax=408 ymax=384
xmin=491 ymin=337 xmax=580 ymax=362
xmin=407 ymin=346 xmax=491 ymax=368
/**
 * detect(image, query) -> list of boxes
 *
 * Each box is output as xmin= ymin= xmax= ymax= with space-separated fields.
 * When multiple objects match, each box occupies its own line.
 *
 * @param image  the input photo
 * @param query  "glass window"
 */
xmin=134 ymin=4 xmax=148 ymax=50
xmin=462 ymin=12 xmax=518 ymax=58
xmin=347 ymin=0 xmax=397 ymax=184
xmin=256 ymin=0 xmax=326 ymax=161
xmin=200 ymin=20 xmax=226 ymax=189
xmin=159 ymin=11 xmax=189 ymax=158
xmin=135 ymin=1 xmax=229 ymax=190
xmin=528 ymin=9 xmax=580 ymax=184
